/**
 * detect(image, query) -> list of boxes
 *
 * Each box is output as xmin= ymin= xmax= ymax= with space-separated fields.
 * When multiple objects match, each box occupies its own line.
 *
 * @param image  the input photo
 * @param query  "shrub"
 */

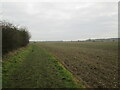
xmin=1 ymin=21 xmax=31 ymax=54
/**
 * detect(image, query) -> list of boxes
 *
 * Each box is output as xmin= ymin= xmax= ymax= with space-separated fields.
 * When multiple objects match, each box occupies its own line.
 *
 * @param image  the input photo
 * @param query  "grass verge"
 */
xmin=2 ymin=44 xmax=85 ymax=88
xmin=2 ymin=45 xmax=33 ymax=87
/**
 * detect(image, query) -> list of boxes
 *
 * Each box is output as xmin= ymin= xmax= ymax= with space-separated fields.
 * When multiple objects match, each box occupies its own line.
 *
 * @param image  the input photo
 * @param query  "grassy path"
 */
xmin=3 ymin=44 xmax=84 ymax=88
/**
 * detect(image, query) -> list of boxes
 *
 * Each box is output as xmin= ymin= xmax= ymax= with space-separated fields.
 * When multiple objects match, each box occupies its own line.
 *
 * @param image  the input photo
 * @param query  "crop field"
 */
xmin=2 ymin=41 xmax=118 ymax=88
xmin=38 ymin=41 xmax=118 ymax=88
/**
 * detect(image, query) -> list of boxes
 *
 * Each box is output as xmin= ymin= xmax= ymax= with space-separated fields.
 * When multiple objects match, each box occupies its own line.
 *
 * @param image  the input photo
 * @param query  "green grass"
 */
xmin=2 ymin=45 xmax=33 ymax=87
xmin=2 ymin=44 xmax=84 ymax=88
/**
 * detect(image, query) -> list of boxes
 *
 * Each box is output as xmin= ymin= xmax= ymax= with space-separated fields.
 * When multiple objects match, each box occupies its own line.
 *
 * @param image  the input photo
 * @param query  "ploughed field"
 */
xmin=3 ymin=42 xmax=118 ymax=88
xmin=38 ymin=41 xmax=118 ymax=88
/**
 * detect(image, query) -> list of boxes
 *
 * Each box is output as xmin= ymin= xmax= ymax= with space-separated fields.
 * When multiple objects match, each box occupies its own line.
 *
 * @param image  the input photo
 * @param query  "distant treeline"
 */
xmin=1 ymin=21 xmax=31 ymax=54
xmin=85 ymin=38 xmax=119 ymax=42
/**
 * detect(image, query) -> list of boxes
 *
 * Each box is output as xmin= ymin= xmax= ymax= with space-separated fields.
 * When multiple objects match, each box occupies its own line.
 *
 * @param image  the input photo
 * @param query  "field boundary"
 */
xmin=41 ymin=47 xmax=86 ymax=88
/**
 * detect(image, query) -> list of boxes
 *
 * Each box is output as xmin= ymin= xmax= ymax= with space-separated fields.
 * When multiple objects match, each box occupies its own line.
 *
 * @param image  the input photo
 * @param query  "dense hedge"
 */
xmin=1 ymin=21 xmax=31 ymax=54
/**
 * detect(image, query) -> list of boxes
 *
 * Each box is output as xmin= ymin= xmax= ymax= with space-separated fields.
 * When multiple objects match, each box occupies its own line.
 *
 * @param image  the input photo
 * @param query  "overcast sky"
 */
xmin=0 ymin=0 xmax=118 ymax=41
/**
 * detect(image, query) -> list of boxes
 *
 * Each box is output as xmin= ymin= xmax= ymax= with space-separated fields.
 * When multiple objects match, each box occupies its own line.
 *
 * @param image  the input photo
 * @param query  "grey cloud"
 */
xmin=1 ymin=2 xmax=118 ymax=40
